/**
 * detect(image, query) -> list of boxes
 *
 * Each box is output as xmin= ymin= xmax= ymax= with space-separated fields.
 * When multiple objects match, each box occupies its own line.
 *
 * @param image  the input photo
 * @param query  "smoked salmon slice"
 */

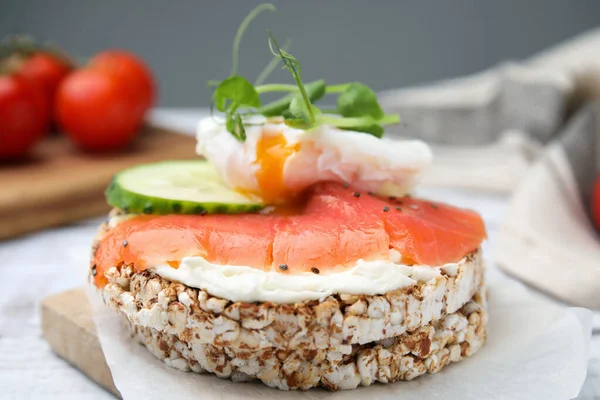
xmin=307 ymin=182 xmax=486 ymax=266
xmin=92 ymin=182 xmax=486 ymax=287
xmin=272 ymin=184 xmax=390 ymax=272
xmin=379 ymin=196 xmax=486 ymax=265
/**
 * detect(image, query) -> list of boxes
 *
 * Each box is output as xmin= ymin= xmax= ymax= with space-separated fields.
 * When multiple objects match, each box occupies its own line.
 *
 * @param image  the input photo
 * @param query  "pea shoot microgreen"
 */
xmin=254 ymin=38 xmax=290 ymax=86
xmin=209 ymin=3 xmax=400 ymax=141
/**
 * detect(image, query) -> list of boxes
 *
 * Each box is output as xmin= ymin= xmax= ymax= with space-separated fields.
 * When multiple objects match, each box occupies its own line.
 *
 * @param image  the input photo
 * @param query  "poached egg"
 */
xmin=196 ymin=117 xmax=432 ymax=203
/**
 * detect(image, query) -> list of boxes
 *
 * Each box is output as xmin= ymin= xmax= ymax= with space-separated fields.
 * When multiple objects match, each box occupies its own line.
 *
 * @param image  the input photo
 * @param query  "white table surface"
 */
xmin=1 ymin=109 xmax=599 ymax=399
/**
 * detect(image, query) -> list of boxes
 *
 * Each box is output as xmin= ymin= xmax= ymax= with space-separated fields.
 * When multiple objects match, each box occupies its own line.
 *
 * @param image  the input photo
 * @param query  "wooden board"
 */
xmin=40 ymin=289 xmax=120 ymax=398
xmin=0 ymin=127 xmax=196 ymax=240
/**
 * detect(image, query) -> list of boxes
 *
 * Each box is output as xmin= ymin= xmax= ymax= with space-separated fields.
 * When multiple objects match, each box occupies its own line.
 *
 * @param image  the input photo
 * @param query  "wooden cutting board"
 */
xmin=0 ymin=127 xmax=196 ymax=240
xmin=41 ymin=289 xmax=121 ymax=398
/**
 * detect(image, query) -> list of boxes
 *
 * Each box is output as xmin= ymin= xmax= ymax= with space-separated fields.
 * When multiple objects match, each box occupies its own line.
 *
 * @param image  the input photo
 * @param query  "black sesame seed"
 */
xmin=383 ymin=206 xmax=390 ymax=212
xmin=91 ymin=264 xmax=97 ymax=276
xmin=430 ymin=202 xmax=438 ymax=209
xmin=200 ymin=210 xmax=208 ymax=216
xmin=395 ymin=206 xmax=402 ymax=211
xmin=143 ymin=205 xmax=153 ymax=214
xmin=172 ymin=203 xmax=182 ymax=212
xmin=278 ymin=264 xmax=289 ymax=271
xmin=389 ymin=196 xmax=397 ymax=200
xmin=194 ymin=206 xmax=205 ymax=214
xmin=122 ymin=240 xmax=128 ymax=248
xmin=311 ymin=267 xmax=320 ymax=274
xmin=353 ymin=192 xmax=360 ymax=198
xmin=367 ymin=191 xmax=375 ymax=196
xmin=343 ymin=182 xmax=349 ymax=188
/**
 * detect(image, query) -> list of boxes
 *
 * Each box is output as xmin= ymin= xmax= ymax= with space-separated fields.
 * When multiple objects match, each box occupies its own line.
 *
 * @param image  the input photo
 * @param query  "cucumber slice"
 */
xmin=106 ymin=160 xmax=265 ymax=215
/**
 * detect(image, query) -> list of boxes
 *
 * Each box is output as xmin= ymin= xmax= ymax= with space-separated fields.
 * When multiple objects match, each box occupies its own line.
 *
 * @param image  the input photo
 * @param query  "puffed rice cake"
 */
xmin=98 ymin=246 xmax=486 ymax=391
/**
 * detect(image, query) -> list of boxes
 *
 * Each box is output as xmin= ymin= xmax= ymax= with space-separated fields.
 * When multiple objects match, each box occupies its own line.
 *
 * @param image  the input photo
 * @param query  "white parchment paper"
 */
xmin=88 ymin=268 xmax=592 ymax=400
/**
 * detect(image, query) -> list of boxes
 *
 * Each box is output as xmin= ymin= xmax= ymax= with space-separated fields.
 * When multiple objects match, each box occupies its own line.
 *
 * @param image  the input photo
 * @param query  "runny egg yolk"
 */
xmin=253 ymin=130 xmax=300 ymax=203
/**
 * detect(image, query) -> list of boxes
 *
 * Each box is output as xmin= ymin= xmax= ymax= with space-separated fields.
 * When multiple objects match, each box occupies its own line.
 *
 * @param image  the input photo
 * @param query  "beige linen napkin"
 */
xmin=495 ymin=105 xmax=600 ymax=308
xmin=380 ymin=29 xmax=600 ymax=307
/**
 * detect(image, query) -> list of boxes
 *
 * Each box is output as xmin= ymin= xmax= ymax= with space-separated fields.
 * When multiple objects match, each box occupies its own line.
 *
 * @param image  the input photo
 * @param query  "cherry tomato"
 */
xmin=90 ymin=50 xmax=155 ymax=113
xmin=0 ymin=74 xmax=50 ymax=160
xmin=55 ymin=68 xmax=144 ymax=152
xmin=592 ymin=174 xmax=600 ymax=230
xmin=18 ymin=52 xmax=71 ymax=102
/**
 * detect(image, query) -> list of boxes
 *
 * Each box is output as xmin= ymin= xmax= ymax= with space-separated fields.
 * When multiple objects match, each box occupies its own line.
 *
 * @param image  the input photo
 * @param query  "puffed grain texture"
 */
xmin=124 ymin=288 xmax=487 ymax=390
xmin=99 ymin=252 xmax=487 ymax=390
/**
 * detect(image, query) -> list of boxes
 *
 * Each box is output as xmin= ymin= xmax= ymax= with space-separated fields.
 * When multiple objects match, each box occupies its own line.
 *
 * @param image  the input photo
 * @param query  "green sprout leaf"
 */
xmin=284 ymin=94 xmax=322 ymax=129
xmin=341 ymin=123 xmax=384 ymax=138
xmin=225 ymin=113 xmax=237 ymax=134
xmin=317 ymin=115 xmax=390 ymax=138
xmin=289 ymin=95 xmax=321 ymax=120
xmin=230 ymin=3 xmax=276 ymax=77
xmin=235 ymin=113 xmax=247 ymax=141
xmin=254 ymin=38 xmax=290 ymax=86
xmin=224 ymin=110 xmax=247 ymax=142
xmin=259 ymin=80 xmax=326 ymax=117
xmin=267 ymin=30 xmax=316 ymax=124
xmin=255 ymin=83 xmax=298 ymax=94
xmin=284 ymin=118 xmax=313 ymax=129
xmin=214 ymin=76 xmax=261 ymax=112
xmin=208 ymin=3 xmax=275 ymax=140
xmin=337 ymin=82 xmax=384 ymax=120
xmin=206 ymin=3 xmax=400 ymax=141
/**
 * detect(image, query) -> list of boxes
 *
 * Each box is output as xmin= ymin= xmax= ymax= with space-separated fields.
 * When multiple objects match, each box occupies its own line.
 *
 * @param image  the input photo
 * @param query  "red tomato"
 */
xmin=90 ymin=50 xmax=155 ymax=113
xmin=592 ymin=174 xmax=600 ymax=230
xmin=0 ymin=74 xmax=50 ymax=160
xmin=55 ymin=68 xmax=144 ymax=152
xmin=18 ymin=52 xmax=72 ymax=101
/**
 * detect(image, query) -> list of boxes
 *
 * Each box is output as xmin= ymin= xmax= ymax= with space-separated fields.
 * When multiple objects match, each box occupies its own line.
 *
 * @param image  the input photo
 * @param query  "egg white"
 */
xmin=196 ymin=117 xmax=433 ymax=199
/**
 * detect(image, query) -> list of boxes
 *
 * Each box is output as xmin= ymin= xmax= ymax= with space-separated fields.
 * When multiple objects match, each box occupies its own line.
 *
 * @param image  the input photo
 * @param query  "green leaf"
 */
xmin=224 ymin=111 xmax=247 ymax=141
xmin=235 ymin=113 xmax=247 ymax=141
xmin=289 ymin=95 xmax=321 ymax=120
xmin=225 ymin=113 xmax=237 ymax=135
xmin=337 ymin=82 xmax=384 ymax=120
xmin=284 ymin=118 xmax=314 ymax=129
xmin=214 ymin=76 xmax=261 ymax=112
xmin=259 ymin=80 xmax=326 ymax=117
xmin=267 ymin=31 xmax=316 ymax=123
xmin=316 ymin=114 xmax=382 ymax=137
xmin=284 ymin=100 xmax=320 ymax=130
xmin=288 ymin=95 xmax=306 ymax=118
xmin=341 ymin=124 xmax=384 ymax=138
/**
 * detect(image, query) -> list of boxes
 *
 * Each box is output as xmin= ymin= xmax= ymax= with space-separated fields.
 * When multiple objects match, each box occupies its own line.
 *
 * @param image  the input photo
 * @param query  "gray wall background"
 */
xmin=2 ymin=0 xmax=599 ymax=107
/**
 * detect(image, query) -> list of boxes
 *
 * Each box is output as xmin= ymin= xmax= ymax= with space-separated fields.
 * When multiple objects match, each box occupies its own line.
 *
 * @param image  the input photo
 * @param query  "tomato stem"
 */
xmin=0 ymin=34 xmax=74 ymax=68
